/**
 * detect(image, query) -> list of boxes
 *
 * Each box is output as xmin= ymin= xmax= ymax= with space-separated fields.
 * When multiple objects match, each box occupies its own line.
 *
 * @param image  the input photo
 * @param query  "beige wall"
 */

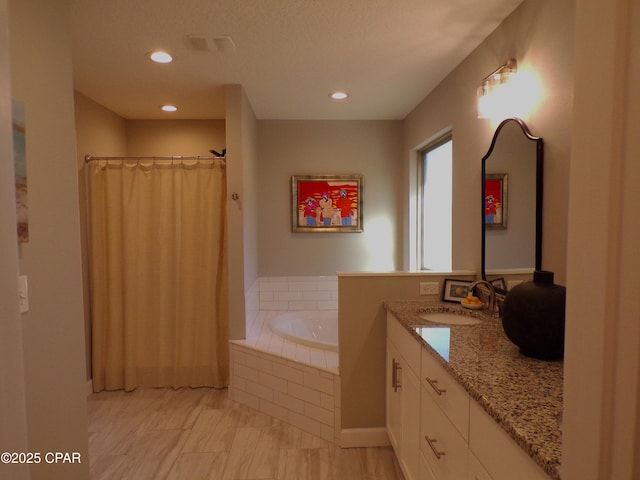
xmin=238 ymin=90 xmax=259 ymax=297
xmin=8 ymin=0 xmax=90 ymax=478
xmin=225 ymin=85 xmax=258 ymax=340
xmin=74 ymin=95 xmax=228 ymax=376
xmin=126 ymin=119 xmax=225 ymax=157
xmin=257 ymin=120 xmax=403 ymax=276
xmin=340 ymin=0 xmax=575 ymax=432
xmin=563 ymin=0 xmax=640 ymax=478
xmin=253 ymin=0 xmax=574 ymax=282
xmin=74 ymin=91 xmax=128 ymax=380
xmin=338 ymin=272 xmax=475 ymax=431
xmin=74 ymin=91 xmax=128 ymax=159
xmin=74 ymin=86 xmax=257 ymax=370
xmin=0 ymin=1 xmax=29 ymax=478
xmin=5 ymin=0 xmax=639 ymax=476
xmin=403 ymin=0 xmax=574 ymax=284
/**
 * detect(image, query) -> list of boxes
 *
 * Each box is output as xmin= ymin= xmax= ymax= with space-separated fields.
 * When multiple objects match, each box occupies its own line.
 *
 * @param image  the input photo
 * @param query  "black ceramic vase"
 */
xmin=502 ymin=270 xmax=566 ymax=360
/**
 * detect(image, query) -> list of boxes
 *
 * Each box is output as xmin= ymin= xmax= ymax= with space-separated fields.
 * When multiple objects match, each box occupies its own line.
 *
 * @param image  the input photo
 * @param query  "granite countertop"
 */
xmin=384 ymin=300 xmax=562 ymax=480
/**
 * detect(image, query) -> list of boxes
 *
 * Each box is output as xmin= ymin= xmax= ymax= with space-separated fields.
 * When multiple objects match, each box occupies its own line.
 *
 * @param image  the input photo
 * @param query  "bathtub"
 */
xmin=269 ymin=310 xmax=338 ymax=351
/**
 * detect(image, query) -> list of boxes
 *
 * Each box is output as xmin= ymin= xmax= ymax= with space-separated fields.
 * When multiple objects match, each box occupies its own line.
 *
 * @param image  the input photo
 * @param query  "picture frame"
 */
xmin=13 ymin=100 xmax=28 ymax=243
xmin=489 ymin=277 xmax=507 ymax=291
xmin=291 ymin=174 xmax=363 ymax=233
xmin=485 ymin=173 xmax=508 ymax=230
xmin=442 ymin=278 xmax=473 ymax=303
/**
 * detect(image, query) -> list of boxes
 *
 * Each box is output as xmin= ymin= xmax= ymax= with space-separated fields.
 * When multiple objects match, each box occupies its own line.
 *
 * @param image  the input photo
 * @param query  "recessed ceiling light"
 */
xmin=148 ymin=51 xmax=173 ymax=64
xmin=329 ymin=91 xmax=349 ymax=100
xmin=161 ymin=105 xmax=177 ymax=112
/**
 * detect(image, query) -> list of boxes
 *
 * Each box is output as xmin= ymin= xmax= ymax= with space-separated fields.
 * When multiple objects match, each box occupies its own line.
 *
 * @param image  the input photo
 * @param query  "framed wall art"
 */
xmin=485 ymin=173 xmax=508 ymax=230
xmin=442 ymin=278 xmax=473 ymax=303
xmin=291 ymin=174 xmax=363 ymax=233
xmin=13 ymin=100 xmax=28 ymax=243
xmin=489 ymin=277 xmax=507 ymax=291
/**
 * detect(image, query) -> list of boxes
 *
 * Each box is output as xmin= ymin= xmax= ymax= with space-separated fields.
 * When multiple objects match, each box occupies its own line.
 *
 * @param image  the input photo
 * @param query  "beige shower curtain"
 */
xmin=87 ymin=158 xmax=229 ymax=392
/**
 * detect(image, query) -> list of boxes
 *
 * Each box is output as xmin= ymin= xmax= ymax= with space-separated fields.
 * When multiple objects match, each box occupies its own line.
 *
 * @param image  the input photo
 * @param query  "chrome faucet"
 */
xmin=469 ymin=280 xmax=499 ymax=316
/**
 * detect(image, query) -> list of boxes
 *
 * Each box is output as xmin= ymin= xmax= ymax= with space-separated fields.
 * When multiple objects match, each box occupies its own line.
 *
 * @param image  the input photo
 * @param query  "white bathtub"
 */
xmin=269 ymin=310 xmax=338 ymax=351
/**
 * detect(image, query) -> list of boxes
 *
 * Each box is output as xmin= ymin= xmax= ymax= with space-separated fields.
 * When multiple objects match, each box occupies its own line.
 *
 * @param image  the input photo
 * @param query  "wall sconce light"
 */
xmin=477 ymin=58 xmax=518 ymax=119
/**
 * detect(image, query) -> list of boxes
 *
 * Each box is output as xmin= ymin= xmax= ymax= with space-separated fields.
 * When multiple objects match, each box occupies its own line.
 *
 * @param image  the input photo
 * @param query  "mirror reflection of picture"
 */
xmin=485 ymin=173 xmax=507 ymax=230
xmin=481 ymin=118 xmax=543 ymax=280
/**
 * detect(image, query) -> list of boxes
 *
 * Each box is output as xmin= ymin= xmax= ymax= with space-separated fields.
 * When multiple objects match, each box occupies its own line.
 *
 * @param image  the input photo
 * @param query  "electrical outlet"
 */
xmin=18 ymin=275 xmax=28 ymax=313
xmin=419 ymin=282 xmax=439 ymax=295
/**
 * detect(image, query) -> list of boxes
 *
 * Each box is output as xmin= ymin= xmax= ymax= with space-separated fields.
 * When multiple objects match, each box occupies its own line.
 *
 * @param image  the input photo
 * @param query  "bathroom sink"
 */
xmin=419 ymin=312 xmax=482 ymax=326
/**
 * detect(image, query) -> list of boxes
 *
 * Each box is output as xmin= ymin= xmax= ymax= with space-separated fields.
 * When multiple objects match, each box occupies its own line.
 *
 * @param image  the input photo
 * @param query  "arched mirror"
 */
xmin=481 ymin=118 xmax=543 ymax=285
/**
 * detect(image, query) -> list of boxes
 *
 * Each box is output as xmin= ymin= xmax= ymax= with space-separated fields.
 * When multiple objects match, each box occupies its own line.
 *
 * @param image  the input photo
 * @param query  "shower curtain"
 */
xmin=87 ymin=158 xmax=228 ymax=392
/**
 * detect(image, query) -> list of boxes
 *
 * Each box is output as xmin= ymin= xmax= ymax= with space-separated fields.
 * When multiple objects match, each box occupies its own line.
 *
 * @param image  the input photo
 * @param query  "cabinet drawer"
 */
xmin=388 ymin=313 xmax=421 ymax=377
xmin=420 ymin=451 xmax=438 ymax=480
xmin=468 ymin=451 xmax=493 ymax=480
xmin=469 ymin=400 xmax=550 ymax=480
xmin=421 ymin=386 xmax=468 ymax=480
xmin=422 ymin=347 xmax=470 ymax=441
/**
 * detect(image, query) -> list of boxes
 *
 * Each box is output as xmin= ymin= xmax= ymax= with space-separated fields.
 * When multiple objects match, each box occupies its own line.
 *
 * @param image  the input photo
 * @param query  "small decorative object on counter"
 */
xmin=462 ymin=295 xmax=484 ymax=310
xmin=502 ymin=270 xmax=566 ymax=360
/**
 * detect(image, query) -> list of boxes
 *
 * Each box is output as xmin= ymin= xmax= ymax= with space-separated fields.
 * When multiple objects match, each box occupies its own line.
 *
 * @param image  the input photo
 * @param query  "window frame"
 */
xmin=417 ymin=132 xmax=453 ymax=271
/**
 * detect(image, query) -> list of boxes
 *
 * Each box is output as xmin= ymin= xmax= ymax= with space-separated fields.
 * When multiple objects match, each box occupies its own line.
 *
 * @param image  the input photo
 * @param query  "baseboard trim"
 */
xmin=340 ymin=427 xmax=390 ymax=448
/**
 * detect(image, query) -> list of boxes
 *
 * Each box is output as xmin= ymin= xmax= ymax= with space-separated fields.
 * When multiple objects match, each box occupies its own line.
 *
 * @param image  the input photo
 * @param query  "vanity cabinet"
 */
xmin=467 ymin=451 xmax=493 ymax=480
xmin=421 ymin=346 xmax=469 ymax=441
xmin=386 ymin=312 xmax=553 ymax=480
xmin=468 ymin=401 xmax=549 ymax=480
xmin=420 ymin=345 xmax=469 ymax=480
xmin=420 ymin=385 xmax=468 ymax=479
xmin=387 ymin=313 xmax=421 ymax=480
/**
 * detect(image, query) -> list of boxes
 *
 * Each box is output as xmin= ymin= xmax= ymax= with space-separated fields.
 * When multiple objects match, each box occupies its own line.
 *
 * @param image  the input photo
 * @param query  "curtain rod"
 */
xmin=84 ymin=155 xmax=225 ymax=163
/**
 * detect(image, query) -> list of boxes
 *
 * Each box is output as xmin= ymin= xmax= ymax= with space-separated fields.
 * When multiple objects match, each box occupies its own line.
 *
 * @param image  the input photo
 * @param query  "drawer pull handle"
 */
xmin=425 ymin=435 xmax=446 ymax=459
xmin=392 ymin=358 xmax=402 ymax=392
xmin=425 ymin=377 xmax=446 ymax=395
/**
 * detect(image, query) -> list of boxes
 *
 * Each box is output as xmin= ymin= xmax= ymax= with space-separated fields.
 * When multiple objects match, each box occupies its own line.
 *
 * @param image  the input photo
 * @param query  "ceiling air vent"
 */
xmin=186 ymin=35 xmax=236 ymax=53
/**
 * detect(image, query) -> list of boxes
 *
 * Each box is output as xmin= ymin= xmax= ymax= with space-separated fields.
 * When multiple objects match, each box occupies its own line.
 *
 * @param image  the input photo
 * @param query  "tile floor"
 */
xmin=87 ymin=387 xmax=403 ymax=480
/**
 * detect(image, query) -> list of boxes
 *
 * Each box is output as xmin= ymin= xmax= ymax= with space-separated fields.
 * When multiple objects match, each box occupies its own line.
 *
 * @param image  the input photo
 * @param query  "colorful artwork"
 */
xmin=485 ymin=173 xmax=507 ymax=230
xmin=13 ymin=100 xmax=28 ymax=243
xmin=291 ymin=175 xmax=363 ymax=232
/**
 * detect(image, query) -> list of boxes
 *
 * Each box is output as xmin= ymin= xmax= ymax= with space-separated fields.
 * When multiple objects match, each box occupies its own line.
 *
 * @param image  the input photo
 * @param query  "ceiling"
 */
xmin=69 ymin=0 xmax=523 ymax=121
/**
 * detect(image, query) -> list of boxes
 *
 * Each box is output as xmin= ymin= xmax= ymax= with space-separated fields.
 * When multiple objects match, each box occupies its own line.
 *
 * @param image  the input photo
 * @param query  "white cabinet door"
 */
xmin=387 ymin=314 xmax=422 ymax=480
xmin=420 ymin=386 xmax=468 ymax=480
xmin=421 ymin=347 xmax=469 ymax=441
xmin=468 ymin=401 xmax=550 ymax=480
xmin=401 ymin=358 xmax=421 ymax=480
xmin=387 ymin=340 xmax=402 ymax=452
xmin=467 ymin=451 xmax=493 ymax=480
xmin=421 ymin=451 xmax=438 ymax=480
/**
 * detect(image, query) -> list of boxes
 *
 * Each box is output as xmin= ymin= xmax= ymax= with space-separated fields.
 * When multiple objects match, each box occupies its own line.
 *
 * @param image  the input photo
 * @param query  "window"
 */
xmin=418 ymin=135 xmax=452 ymax=271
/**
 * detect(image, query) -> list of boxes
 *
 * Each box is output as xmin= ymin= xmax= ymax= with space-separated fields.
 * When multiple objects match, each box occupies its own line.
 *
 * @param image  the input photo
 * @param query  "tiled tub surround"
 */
xmin=258 ymin=276 xmax=338 ymax=311
xmin=229 ymin=343 xmax=341 ymax=445
xmin=230 ymin=276 xmax=340 ymax=444
xmin=384 ymin=300 xmax=562 ymax=480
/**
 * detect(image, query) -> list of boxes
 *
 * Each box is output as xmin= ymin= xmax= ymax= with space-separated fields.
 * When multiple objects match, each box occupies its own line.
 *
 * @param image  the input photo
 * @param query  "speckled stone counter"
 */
xmin=384 ymin=300 xmax=562 ymax=480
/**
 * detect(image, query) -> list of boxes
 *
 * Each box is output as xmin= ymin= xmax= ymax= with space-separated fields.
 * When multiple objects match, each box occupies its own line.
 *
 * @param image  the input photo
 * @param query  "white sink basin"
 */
xmin=419 ymin=312 xmax=482 ymax=326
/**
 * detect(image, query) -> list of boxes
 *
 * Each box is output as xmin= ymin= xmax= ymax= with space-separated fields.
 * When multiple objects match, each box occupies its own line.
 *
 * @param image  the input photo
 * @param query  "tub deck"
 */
xmin=234 ymin=310 xmax=339 ymax=373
